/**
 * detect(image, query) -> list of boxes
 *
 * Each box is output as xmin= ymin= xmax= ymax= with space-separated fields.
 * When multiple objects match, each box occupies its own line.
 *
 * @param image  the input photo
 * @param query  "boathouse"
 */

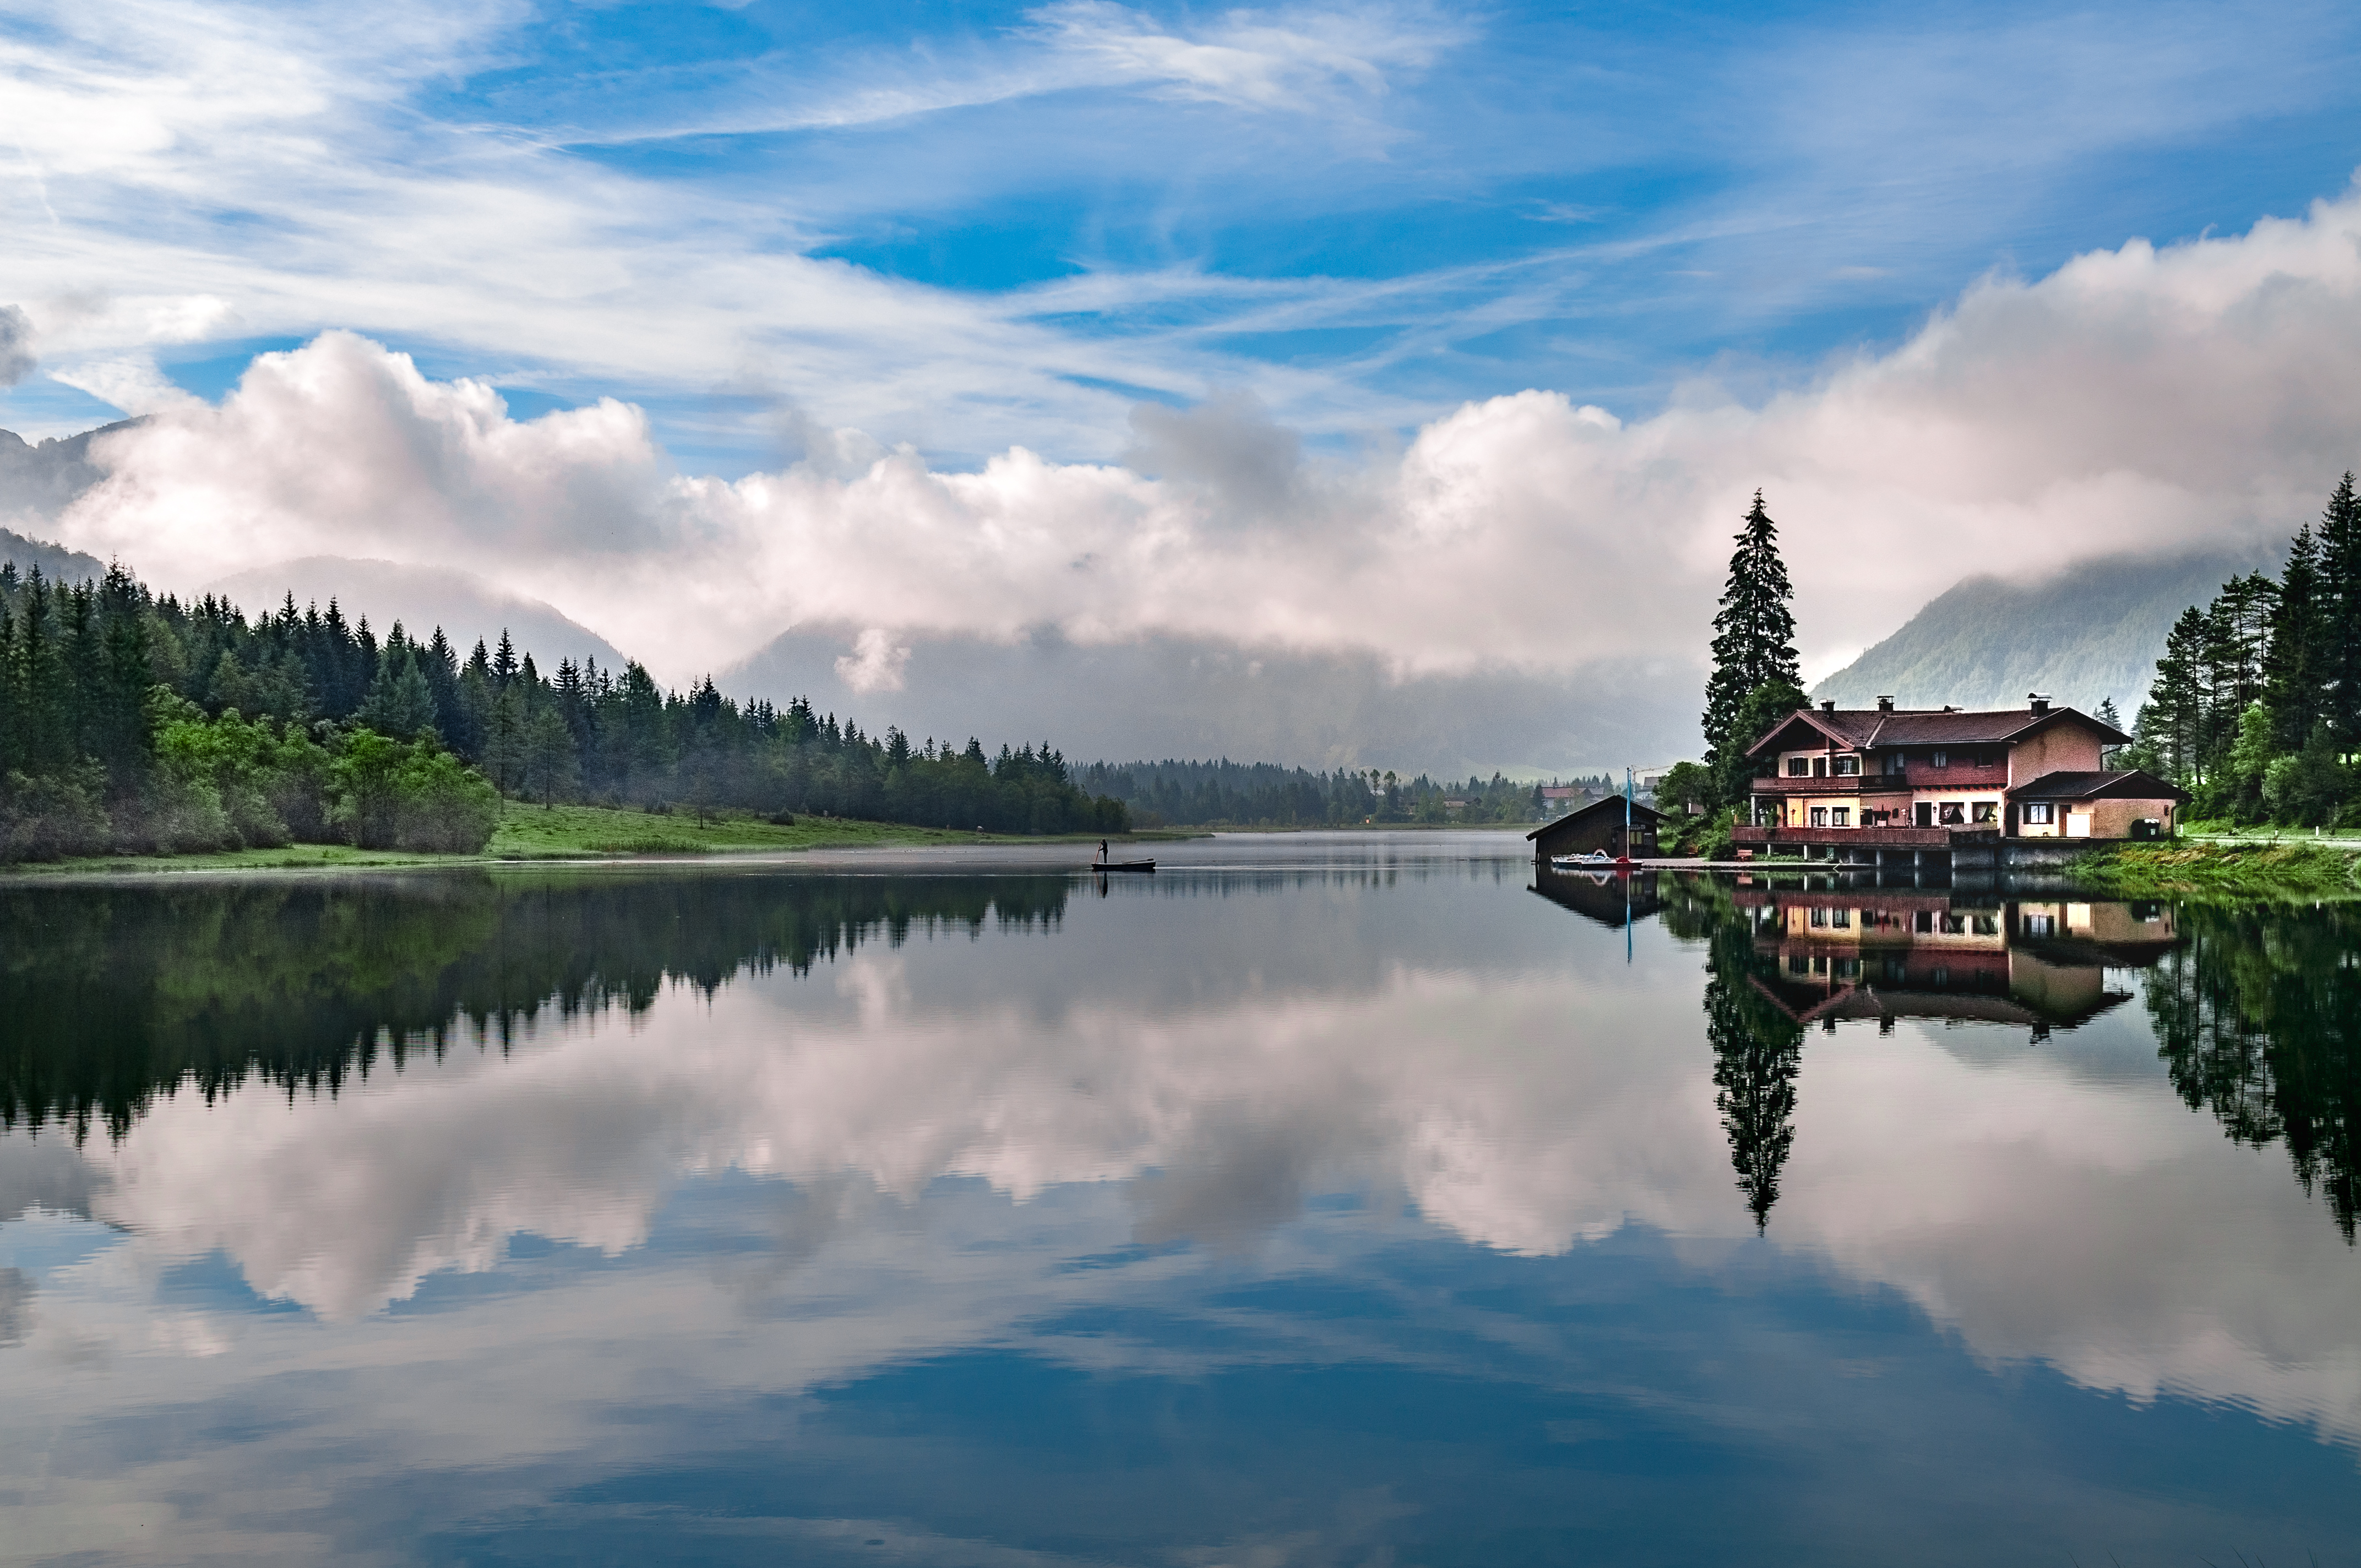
xmin=1728 ymin=693 xmax=2190 ymax=868
xmin=1528 ymin=794 xmax=1666 ymax=862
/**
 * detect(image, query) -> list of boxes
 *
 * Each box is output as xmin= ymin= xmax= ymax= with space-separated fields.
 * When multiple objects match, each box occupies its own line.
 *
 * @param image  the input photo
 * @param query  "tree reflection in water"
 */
xmin=0 ymin=872 xmax=1070 ymax=1143
xmin=2145 ymin=903 xmax=2361 ymax=1240
xmin=1705 ymin=921 xmax=1804 ymax=1232
xmin=1671 ymin=875 xmax=2361 ymax=1242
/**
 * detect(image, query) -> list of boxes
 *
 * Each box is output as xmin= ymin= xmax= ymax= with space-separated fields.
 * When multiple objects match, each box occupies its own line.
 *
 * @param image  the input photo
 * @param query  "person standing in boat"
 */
xmin=1096 ymin=839 xmax=1108 ymax=865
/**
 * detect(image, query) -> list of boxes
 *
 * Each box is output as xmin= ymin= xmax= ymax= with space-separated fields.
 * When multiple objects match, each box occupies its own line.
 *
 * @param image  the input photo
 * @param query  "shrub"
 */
xmin=0 ymin=766 xmax=112 ymax=862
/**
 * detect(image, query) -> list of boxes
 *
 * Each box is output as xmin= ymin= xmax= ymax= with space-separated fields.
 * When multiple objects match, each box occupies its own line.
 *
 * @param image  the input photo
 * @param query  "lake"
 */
xmin=3 ymin=832 xmax=2359 ymax=1565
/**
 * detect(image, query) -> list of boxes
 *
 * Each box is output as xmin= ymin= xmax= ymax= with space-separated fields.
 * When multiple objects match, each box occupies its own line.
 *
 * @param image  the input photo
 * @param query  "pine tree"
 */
xmin=1701 ymin=491 xmax=1802 ymax=774
xmin=2142 ymin=606 xmax=2210 ymax=785
xmin=2266 ymin=524 xmax=2327 ymax=751
xmin=2319 ymin=472 xmax=2361 ymax=744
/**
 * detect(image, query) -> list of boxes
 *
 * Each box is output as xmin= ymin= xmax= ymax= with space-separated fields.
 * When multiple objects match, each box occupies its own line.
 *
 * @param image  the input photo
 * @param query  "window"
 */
xmin=1809 ymin=807 xmax=1829 ymax=827
xmin=1831 ymin=808 xmax=1851 ymax=826
xmin=1913 ymin=911 xmax=1935 ymax=934
xmin=1830 ymin=909 xmax=1851 ymax=930
xmin=2022 ymin=913 xmax=2056 ymax=936
xmin=1941 ymin=913 xmax=1967 ymax=935
xmin=1812 ymin=756 xmax=1827 ymax=777
xmin=1787 ymin=757 xmax=1809 ymax=776
xmin=1809 ymin=907 xmax=1830 ymax=928
xmin=1930 ymin=750 xmax=1949 ymax=769
xmin=1971 ymin=801 xmax=1998 ymax=824
xmin=1834 ymin=957 xmax=1860 ymax=979
xmin=1976 ymin=749 xmax=2000 ymax=767
xmin=1938 ymin=802 xmax=1966 ymax=825
xmin=1789 ymin=954 xmax=1811 ymax=976
xmin=1832 ymin=755 xmax=1861 ymax=776
xmin=2022 ymin=802 xmax=2053 ymax=825
xmin=1972 ymin=914 xmax=2000 ymax=935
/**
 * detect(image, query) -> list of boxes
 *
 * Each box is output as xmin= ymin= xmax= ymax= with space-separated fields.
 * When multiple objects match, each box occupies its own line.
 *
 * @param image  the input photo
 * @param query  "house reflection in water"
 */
xmin=1735 ymin=882 xmax=2180 ymax=1042
xmin=1528 ymin=865 xmax=1667 ymax=928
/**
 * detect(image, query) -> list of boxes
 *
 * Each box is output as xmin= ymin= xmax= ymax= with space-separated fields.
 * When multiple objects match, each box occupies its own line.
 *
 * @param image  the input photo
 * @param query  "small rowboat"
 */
xmin=1550 ymin=851 xmax=1618 ymax=868
xmin=1095 ymin=859 xmax=1156 ymax=873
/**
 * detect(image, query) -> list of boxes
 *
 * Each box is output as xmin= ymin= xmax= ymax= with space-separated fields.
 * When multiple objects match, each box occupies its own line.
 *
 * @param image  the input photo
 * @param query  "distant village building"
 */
xmin=1538 ymin=785 xmax=1585 ymax=818
xmin=1730 ymin=694 xmax=2188 ymax=867
xmin=1527 ymin=795 xmax=1664 ymax=861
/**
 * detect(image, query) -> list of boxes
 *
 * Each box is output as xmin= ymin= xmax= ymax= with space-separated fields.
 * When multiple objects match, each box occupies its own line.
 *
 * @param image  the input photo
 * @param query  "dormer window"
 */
xmin=1931 ymin=750 xmax=1949 ymax=769
xmin=1832 ymin=755 xmax=1860 ymax=776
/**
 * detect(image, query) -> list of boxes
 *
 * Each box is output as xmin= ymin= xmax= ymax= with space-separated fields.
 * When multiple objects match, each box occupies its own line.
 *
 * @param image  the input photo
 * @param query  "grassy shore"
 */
xmin=2070 ymin=840 xmax=2361 ymax=898
xmin=5 ymin=801 xmax=1148 ymax=875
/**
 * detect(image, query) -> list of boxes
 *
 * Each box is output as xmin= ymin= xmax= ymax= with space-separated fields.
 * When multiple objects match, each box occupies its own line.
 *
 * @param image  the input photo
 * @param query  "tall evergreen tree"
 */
xmin=2318 ymin=472 xmax=2361 ymax=744
xmin=2266 ymin=524 xmax=2327 ymax=751
xmin=1701 ymin=491 xmax=1801 ymax=774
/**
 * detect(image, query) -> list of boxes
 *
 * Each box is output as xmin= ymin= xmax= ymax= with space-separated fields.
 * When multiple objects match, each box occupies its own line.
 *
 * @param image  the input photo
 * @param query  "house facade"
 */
xmin=1730 ymin=694 xmax=2188 ymax=860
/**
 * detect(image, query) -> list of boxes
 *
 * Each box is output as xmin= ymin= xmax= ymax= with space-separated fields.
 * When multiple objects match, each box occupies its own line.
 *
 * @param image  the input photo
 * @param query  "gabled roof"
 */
xmin=1525 ymin=793 xmax=1667 ymax=841
xmin=1743 ymin=704 xmax=2129 ymax=759
xmin=2008 ymin=769 xmax=2191 ymax=803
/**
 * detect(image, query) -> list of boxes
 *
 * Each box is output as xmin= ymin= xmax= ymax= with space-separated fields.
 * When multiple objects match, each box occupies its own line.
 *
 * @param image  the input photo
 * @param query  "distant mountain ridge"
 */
xmin=0 ymin=525 xmax=106 ymax=584
xmin=1812 ymin=547 xmax=2278 ymax=717
xmin=0 ymin=420 xmax=136 ymax=524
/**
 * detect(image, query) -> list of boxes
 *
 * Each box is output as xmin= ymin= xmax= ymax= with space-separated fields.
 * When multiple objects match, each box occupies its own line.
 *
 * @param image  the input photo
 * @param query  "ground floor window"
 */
xmin=1809 ymin=807 xmax=1829 ymax=826
xmin=1938 ymin=802 xmax=1966 ymax=825
xmin=1971 ymin=801 xmax=1998 ymax=823
xmin=1830 ymin=807 xmax=1850 ymax=826
xmin=2022 ymin=802 xmax=2054 ymax=825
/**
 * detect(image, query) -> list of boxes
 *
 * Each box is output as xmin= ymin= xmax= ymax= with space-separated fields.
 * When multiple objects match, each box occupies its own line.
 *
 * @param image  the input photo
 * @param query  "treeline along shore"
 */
xmin=0 ymin=560 xmax=1126 ymax=862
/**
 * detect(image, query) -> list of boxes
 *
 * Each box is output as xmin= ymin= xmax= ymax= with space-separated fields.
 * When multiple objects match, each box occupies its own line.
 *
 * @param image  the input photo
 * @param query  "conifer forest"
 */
xmin=0 ymin=562 xmax=1126 ymax=861
xmin=2128 ymin=472 xmax=2361 ymax=825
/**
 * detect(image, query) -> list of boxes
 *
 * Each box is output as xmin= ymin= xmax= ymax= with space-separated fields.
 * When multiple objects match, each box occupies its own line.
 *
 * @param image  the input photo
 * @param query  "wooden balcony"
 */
xmin=1733 ymin=825 xmax=1999 ymax=850
xmin=1751 ymin=775 xmax=1885 ymax=794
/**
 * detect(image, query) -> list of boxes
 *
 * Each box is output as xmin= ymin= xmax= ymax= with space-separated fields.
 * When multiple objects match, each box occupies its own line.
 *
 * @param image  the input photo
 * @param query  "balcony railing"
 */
xmin=1751 ymin=775 xmax=1887 ymax=794
xmin=1733 ymin=825 xmax=1999 ymax=850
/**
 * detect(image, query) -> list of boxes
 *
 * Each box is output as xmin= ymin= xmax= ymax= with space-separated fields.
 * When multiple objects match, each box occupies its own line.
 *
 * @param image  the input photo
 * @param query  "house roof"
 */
xmin=1743 ymin=703 xmax=2129 ymax=759
xmin=2008 ymin=768 xmax=2191 ymax=803
xmin=1525 ymin=793 xmax=1667 ymax=841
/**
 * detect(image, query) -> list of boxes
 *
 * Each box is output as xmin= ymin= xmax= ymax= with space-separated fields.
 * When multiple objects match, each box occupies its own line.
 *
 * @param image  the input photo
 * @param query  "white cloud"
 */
xmin=45 ymin=186 xmax=2361 ymax=690
xmin=834 ymin=627 xmax=913 ymax=693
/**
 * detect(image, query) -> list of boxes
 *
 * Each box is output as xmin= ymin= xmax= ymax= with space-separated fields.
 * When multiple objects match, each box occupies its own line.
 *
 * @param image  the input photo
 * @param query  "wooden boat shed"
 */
xmin=1527 ymin=794 xmax=1666 ymax=861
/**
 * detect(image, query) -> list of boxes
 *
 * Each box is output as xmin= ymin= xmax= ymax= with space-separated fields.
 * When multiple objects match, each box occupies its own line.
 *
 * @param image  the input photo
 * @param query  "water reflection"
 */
xmin=2146 ymin=903 xmax=2361 ymax=1239
xmin=4 ymin=851 xmax=2361 ymax=1563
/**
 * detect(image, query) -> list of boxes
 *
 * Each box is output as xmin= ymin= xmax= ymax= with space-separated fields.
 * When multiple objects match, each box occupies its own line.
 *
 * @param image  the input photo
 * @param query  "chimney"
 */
xmin=2028 ymin=691 xmax=2050 ymax=715
xmin=1876 ymin=695 xmax=1894 ymax=714
xmin=1820 ymin=699 xmax=1837 ymax=714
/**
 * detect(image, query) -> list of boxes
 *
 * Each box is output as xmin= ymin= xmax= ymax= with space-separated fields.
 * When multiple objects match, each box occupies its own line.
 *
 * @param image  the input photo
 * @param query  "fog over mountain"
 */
xmin=0 ymin=420 xmax=132 ymax=530
xmin=728 ymin=626 xmax=1696 ymax=775
xmin=206 ymin=557 xmax=630 ymax=676
xmin=1813 ymin=548 xmax=2280 ymax=718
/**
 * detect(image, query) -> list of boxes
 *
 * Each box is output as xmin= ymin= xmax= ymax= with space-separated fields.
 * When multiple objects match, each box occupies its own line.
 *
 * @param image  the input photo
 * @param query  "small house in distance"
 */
xmin=1528 ymin=795 xmax=1665 ymax=861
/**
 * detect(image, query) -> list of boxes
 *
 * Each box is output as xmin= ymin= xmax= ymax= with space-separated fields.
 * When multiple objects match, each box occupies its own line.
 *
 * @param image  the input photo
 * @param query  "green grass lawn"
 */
xmin=2070 ymin=839 xmax=2361 ymax=898
xmin=6 ymin=801 xmax=1135 ymax=876
xmin=485 ymin=802 xmax=1043 ymax=858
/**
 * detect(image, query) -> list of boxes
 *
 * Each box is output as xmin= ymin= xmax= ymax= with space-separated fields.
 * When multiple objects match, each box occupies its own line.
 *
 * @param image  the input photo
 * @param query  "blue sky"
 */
xmin=9 ymin=0 xmax=2361 ymax=475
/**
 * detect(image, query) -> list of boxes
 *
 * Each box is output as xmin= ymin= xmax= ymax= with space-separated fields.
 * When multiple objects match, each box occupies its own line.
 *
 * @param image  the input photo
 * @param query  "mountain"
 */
xmin=205 ymin=558 xmax=632 ymax=673
xmin=0 ymin=525 xmax=106 ymax=584
xmin=1811 ymin=547 xmax=2278 ymax=718
xmin=0 ymin=421 xmax=136 ymax=525
xmin=724 ymin=624 xmax=1701 ymax=777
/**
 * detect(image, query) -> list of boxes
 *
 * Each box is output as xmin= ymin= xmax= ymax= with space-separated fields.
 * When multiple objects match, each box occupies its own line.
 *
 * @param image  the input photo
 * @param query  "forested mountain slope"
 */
xmin=1812 ymin=548 xmax=2275 ymax=715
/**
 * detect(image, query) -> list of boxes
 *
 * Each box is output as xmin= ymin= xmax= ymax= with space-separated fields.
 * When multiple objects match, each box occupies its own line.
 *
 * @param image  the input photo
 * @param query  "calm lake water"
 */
xmin=4 ymin=832 xmax=2360 ymax=1565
